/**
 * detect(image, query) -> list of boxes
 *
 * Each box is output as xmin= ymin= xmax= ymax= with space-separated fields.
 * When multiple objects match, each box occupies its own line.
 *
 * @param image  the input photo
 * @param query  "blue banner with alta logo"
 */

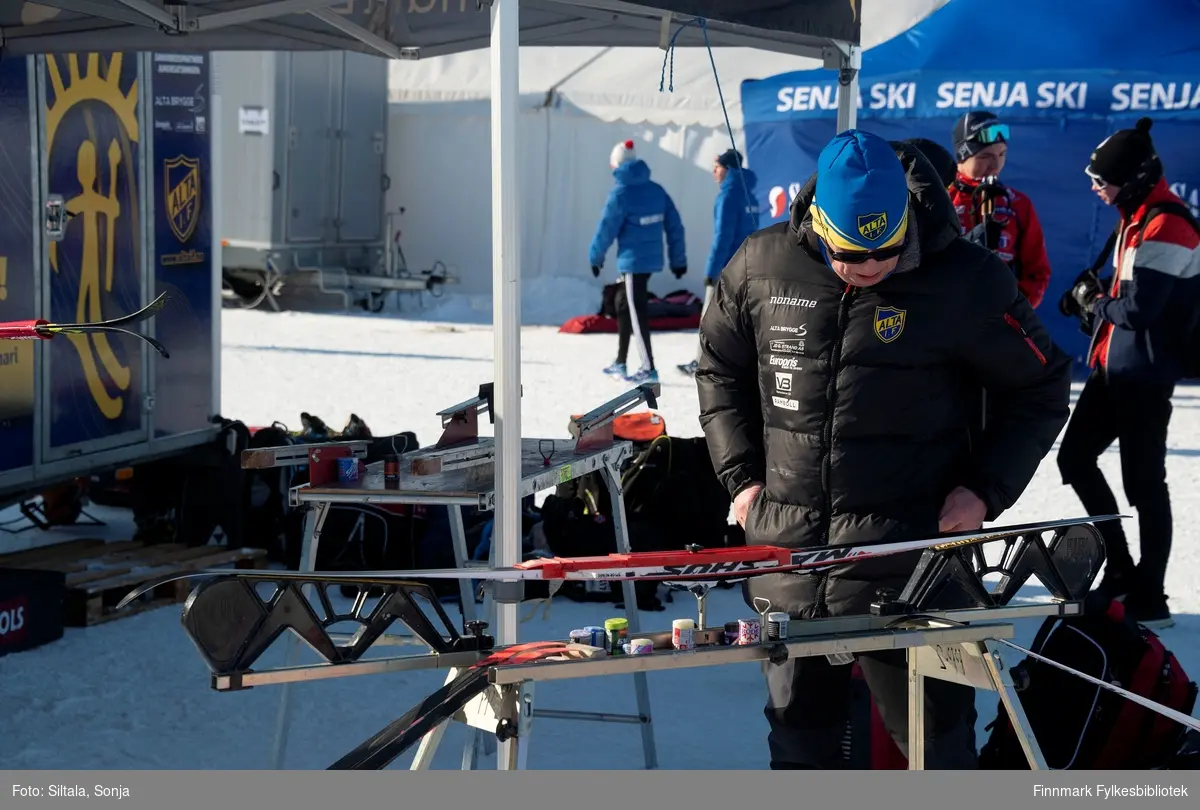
xmin=43 ymin=52 xmax=147 ymax=450
xmin=151 ymin=53 xmax=213 ymax=438
xmin=739 ymin=0 xmax=1200 ymax=371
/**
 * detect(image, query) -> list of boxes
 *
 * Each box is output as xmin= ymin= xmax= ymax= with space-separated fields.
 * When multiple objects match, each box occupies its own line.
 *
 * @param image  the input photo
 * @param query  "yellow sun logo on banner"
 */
xmin=45 ymin=53 xmax=139 ymax=421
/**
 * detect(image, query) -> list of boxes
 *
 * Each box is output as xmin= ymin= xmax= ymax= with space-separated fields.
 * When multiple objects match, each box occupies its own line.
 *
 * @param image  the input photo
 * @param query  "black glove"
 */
xmin=1071 ymin=275 xmax=1102 ymax=315
xmin=704 ymin=277 xmax=716 ymax=288
xmin=1059 ymin=269 xmax=1100 ymax=318
xmin=591 ymin=265 xmax=601 ymax=278
xmin=671 ymin=266 xmax=687 ymax=280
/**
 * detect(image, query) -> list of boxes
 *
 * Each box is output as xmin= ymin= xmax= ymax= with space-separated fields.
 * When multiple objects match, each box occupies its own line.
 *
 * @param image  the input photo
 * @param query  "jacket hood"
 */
xmin=723 ymin=167 xmax=758 ymax=193
xmin=614 ymin=159 xmax=651 ymax=185
xmin=790 ymin=142 xmax=961 ymax=258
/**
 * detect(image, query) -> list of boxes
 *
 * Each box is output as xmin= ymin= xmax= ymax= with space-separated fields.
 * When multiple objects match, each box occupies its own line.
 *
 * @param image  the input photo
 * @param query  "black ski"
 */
xmin=328 ymin=641 xmax=576 ymax=770
xmin=0 ymin=292 xmax=170 ymax=357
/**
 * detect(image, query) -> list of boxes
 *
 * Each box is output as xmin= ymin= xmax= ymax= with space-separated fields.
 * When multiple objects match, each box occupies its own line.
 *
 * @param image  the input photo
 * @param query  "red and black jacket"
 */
xmin=949 ymin=174 xmax=1053 ymax=309
xmin=1088 ymin=177 xmax=1200 ymax=385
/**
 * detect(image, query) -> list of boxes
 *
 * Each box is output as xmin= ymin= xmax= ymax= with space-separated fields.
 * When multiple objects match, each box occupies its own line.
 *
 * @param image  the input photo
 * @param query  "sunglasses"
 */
xmin=1085 ymin=167 xmax=1109 ymax=190
xmin=821 ymin=238 xmax=907 ymax=265
xmin=971 ymin=122 xmax=1010 ymax=145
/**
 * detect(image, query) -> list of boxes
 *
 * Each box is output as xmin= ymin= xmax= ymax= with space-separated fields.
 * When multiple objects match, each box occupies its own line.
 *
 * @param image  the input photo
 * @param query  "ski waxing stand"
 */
xmin=238 ymin=382 xmax=664 ymax=770
xmin=128 ymin=515 xmax=1113 ymax=770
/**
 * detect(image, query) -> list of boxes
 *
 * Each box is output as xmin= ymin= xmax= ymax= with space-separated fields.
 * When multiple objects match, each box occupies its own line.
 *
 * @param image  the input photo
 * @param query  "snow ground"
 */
xmin=2 ymin=286 xmax=1199 ymax=769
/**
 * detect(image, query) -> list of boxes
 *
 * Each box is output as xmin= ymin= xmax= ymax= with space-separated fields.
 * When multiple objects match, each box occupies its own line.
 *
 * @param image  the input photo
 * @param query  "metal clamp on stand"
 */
xmin=872 ymin=520 xmax=1107 ymax=617
xmin=240 ymin=439 xmax=369 ymax=471
xmin=432 ymin=382 xmax=508 ymax=449
xmin=415 ymin=383 xmax=515 ymax=476
xmin=484 ymin=578 xmax=526 ymax=605
xmin=568 ymin=382 xmax=661 ymax=454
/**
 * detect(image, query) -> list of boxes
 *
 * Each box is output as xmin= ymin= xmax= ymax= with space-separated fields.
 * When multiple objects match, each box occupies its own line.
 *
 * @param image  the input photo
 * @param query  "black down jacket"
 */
xmin=695 ymin=143 xmax=1072 ymax=619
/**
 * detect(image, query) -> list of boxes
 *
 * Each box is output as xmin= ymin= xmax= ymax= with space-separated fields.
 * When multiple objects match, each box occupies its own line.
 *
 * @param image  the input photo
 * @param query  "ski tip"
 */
xmin=144 ymin=334 xmax=170 ymax=358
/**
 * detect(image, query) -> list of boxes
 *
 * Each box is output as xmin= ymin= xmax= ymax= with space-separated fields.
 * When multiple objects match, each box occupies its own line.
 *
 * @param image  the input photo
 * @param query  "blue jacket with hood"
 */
xmin=589 ymin=159 xmax=687 ymax=274
xmin=704 ymin=167 xmax=760 ymax=282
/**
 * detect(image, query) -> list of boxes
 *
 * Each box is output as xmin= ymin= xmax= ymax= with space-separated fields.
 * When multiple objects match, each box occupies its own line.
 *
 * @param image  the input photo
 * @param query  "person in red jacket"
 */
xmin=948 ymin=111 xmax=1053 ymax=309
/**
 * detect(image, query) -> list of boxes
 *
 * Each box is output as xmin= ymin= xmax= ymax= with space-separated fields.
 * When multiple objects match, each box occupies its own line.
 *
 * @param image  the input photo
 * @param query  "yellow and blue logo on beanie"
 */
xmin=810 ymin=130 xmax=909 ymax=254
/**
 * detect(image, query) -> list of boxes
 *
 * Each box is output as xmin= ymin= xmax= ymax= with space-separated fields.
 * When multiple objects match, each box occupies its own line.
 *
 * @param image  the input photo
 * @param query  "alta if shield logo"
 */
xmin=164 ymin=154 xmax=201 ymax=242
xmin=857 ymin=212 xmax=887 ymax=241
xmin=874 ymin=306 xmax=906 ymax=343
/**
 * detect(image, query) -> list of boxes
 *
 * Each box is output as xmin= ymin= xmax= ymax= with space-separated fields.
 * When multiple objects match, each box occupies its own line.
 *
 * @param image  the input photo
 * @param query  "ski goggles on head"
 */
xmin=1084 ymin=166 xmax=1109 ymax=189
xmin=970 ymin=122 xmax=1010 ymax=145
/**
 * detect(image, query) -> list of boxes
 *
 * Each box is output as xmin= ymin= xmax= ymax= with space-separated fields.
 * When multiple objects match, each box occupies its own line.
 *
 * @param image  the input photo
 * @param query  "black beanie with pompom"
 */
xmin=1087 ymin=117 xmax=1157 ymax=187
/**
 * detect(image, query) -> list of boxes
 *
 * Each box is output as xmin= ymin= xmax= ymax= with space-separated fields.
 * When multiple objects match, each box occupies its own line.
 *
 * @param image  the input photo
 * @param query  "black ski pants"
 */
xmin=764 ymin=651 xmax=978 ymax=769
xmin=615 ymin=272 xmax=654 ymax=372
xmin=1056 ymin=370 xmax=1175 ymax=601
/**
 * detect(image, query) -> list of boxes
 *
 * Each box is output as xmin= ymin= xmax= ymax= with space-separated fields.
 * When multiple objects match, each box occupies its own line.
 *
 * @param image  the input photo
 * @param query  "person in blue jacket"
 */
xmin=590 ymin=139 xmax=687 ymax=384
xmin=678 ymin=148 xmax=759 ymax=375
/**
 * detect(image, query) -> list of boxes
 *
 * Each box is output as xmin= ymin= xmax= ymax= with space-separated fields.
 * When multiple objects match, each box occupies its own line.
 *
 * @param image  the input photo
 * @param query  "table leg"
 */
xmin=908 ymin=647 xmax=926 ymax=770
xmin=268 ymin=501 xmax=329 ymax=769
xmin=599 ymin=463 xmax=658 ymax=770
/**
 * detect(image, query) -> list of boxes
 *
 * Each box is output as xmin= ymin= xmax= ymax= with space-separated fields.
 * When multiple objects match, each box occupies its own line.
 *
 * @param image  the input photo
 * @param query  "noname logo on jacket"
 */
xmin=769 ymin=296 xmax=818 ymax=307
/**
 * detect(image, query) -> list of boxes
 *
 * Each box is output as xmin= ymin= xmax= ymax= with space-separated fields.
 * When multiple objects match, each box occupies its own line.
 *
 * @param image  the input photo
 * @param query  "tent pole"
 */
xmin=490 ymin=0 xmax=522 ymax=662
xmin=833 ymin=42 xmax=861 ymax=132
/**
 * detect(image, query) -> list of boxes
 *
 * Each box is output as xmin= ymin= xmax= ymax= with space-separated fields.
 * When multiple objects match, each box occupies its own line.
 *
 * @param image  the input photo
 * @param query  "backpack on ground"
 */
xmin=979 ymin=593 xmax=1197 ymax=769
xmin=240 ymin=422 xmax=306 ymax=568
xmin=538 ymin=428 xmax=734 ymax=611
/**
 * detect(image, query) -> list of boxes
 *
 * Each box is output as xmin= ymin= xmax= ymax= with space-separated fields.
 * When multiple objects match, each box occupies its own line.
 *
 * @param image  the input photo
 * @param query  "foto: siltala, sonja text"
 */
xmin=13 ymin=784 xmax=131 ymax=800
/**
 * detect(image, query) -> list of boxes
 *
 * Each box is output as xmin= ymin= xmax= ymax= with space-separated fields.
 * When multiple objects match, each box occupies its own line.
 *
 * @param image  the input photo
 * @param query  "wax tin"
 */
xmin=672 ymin=618 xmax=695 ymax=651
xmin=337 ymin=457 xmax=359 ymax=484
xmin=737 ymin=618 xmax=761 ymax=645
xmin=629 ymin=638 xmax=655 ymax=655
xmin=384 ymin=454 xmax=400 ymax=489
xmin=604 ymin=617 xmax=628 ymax=655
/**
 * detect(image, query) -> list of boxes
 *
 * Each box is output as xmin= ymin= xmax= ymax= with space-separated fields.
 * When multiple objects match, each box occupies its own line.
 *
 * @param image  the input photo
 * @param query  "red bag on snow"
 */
xmin=843 ymin=662 xmax=909 ymax=769
xmin=979 ymin=594 xmax=1197 ymax=769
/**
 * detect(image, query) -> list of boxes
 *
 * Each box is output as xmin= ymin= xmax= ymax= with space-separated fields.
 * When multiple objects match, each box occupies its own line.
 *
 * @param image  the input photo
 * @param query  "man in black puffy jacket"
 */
xmin=695 ymin=130 xmax=1071 ymax=769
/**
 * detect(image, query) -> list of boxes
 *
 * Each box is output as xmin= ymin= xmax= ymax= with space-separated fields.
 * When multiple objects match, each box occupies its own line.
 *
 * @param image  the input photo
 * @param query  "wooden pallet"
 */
xmin=0 ymin=539 xmax=269 ymax=627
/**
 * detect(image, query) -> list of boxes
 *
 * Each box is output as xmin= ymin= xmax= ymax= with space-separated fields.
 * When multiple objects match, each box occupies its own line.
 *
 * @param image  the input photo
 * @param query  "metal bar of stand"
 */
xmin=213 ymin=650 xmax=483 ymax=691
xmin=489 ymin=622 xmax=1016 ymax=684
xmin=448 ymin=506 xmax=478 ymax=625
xmin=447 ymin=505 xmax=483 ymax=766
xmin=981 ymin=640 xmax=1047 ymax=769
xmin=600 ymin=462 xmax=659 ymax=770
xmin=268 ymin=500 xmax=329 ymax=769
xmin=232 ymin=602 xmax=1074 ymax=689
xmin=907 ymin=648 xmax=926 ymax=770
xmin=410 ymin=668 xmax=460 ymax=770
xmin=532 ymin=708 xmax=646 ymax=724
xmin=291 ymin=488 xmax=480 ymax=508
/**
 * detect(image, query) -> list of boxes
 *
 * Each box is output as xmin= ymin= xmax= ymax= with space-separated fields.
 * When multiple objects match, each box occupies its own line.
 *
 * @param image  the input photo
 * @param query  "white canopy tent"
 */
xmin=386 ymin=2 xmax=948 ymax=295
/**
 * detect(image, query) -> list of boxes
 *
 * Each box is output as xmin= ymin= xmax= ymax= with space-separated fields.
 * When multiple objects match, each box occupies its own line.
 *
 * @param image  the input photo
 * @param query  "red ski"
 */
xmin=117 ymin=515 xmax=1116 ymax=610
